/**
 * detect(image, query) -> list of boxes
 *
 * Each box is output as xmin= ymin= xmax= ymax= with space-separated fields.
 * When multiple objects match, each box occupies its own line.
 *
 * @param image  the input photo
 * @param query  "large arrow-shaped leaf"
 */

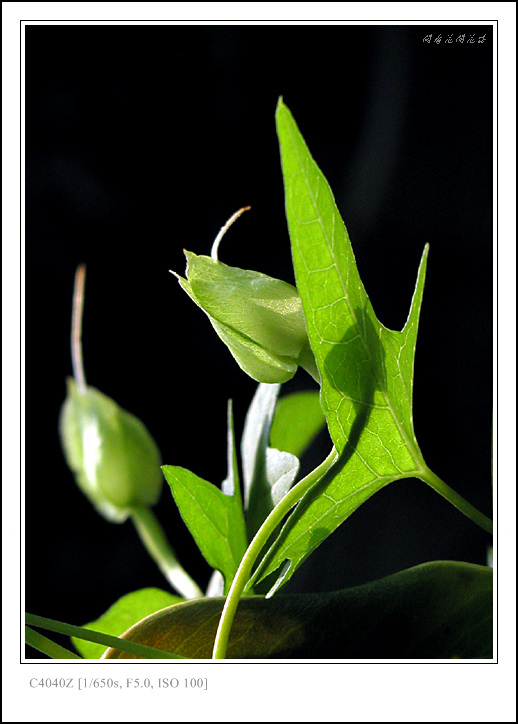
xmin=251 ymin=100 xmax=491 ymax=592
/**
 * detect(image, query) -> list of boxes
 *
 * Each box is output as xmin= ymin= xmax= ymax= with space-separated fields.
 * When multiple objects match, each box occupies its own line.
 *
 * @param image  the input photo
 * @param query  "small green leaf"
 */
xmin=241 ymin=383 xmax=299 ymax=540
xmin=71 ymin=588 xmax=180 ymax=659
xmin=163 ymin=404 xmax=247 ymax=595
xmin=59 ymin=379 xmax=162 ymax=523
xmin=270 ymin=390 xmax=326 ymax=458
xmin=175 ymin=251 xmax=318 ymax=383
xmin=103 ymin=562 xmax=492 ymax=659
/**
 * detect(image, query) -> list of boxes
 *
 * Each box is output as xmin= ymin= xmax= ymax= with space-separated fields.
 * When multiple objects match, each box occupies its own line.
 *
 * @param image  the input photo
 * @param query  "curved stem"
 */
xmin=71 ymin=263 xmax=87 ymax=393
xmin=211 ymin=206 xmax=251 ymax=260
xmin=212 ymin=447 xmax=338 ymax=659
xmin=130 ymin=506 xmax=203 ymax=599
xmin=419 ymin=467 xmax=493 ymax=535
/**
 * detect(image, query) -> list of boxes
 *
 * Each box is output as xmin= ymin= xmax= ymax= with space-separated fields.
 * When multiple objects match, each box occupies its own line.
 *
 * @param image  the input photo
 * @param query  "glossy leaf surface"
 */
xmin=103 ymin=562 xmax=492 ymax=659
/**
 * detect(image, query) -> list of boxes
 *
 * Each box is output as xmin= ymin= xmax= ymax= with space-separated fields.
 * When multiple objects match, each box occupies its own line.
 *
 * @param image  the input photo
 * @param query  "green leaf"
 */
xmin=163 ymin=404 xmax=247 ymax=593
xmin=174 ymin=251 xmax=318 ymax=383
xmin=241 ymin=383 xmax=299 ymax=540
xmin=252 ymin=100 xmax=492 ymax=592
xmin=103 ymin=561 xmax=492 ymax=659
xmin=278 ymin=98 xmax=427 ymax=471
xmin=71 ymin=587 xmax=180 ymax=659
xmin=270 ymin=390 xmax=326 ymax=458
xmin=163 ymin=466 xmax=247 ymax=593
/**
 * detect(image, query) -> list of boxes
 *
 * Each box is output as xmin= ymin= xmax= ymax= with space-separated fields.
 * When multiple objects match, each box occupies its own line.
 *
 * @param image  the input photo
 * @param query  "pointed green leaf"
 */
xmin=71 ymin=588 xmax=181 ymax=659
xmin=270 ymin=390 xmax=326 ymax=458
xmin=103 ymin=562 xmax=492 ymax=659
xmin=252 ymin=101 xmax=435 ymax=589
xmin=163 ymin=406 xmax=247 ymax=595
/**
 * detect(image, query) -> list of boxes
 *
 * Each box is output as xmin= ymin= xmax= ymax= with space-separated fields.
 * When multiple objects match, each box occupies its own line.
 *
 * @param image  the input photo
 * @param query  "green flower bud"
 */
xmin=59 ymin=378 xmax=162 ymax=523
xmin=175 ymin=251 xmax=318 ymax=384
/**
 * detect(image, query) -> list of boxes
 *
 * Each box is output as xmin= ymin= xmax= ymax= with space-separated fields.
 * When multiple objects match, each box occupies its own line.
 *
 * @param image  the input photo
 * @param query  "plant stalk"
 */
xmin=212 ymin=447 xmax=338 ymax=659
xmin=420 ymin=468 xmax=493 ymax=535
xmin=25 ymin=625 xmax=82 ymax=659
xmin=130 ymin=506 xmax=203 ymax=599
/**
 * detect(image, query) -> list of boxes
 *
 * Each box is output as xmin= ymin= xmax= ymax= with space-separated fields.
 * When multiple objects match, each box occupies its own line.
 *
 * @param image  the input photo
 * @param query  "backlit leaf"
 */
xmin=252 ymin=100 xmax=433 ymax=590
xmin=270 ymin=390 xmax=326 ymax=458
xmin=71 ymin=588 xmax=181 ymax=659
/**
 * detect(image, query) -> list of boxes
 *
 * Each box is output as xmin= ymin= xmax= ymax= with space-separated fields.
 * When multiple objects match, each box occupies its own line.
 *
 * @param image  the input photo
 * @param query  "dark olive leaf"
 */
xmin=103 ymin=561 xmax=492 ymax=660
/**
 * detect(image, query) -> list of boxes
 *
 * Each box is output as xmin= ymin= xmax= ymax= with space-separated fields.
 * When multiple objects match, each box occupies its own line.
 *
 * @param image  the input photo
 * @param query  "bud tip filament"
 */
xmin=71 ymin=263 xmax=87 ymax=393
xmin=211 ymin=206 xmax=251 ymax=261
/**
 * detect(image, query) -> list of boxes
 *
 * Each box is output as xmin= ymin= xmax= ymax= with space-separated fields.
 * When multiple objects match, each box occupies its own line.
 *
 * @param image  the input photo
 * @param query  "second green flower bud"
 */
xmin=59 ymin=378 xmax=163 ymax=523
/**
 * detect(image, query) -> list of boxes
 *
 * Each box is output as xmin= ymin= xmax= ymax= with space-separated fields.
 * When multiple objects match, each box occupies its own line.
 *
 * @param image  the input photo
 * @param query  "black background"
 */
xmin=25 ymin=24 xmax=493 ymax=651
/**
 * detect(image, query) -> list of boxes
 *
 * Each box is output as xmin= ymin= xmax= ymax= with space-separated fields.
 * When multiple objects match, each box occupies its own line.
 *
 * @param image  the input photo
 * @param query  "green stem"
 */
xmin=130 ymin=506 xmax=203 ymax=599
xmin=419 ymin=467 xmax=493 ymax=535
xmin=25 ymin=613 xmax=185 ymax=659
xmin=212 ymin=447 xmax=338 ymax=659
xmin=25 ymin=626 xmax=82 ymax=659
